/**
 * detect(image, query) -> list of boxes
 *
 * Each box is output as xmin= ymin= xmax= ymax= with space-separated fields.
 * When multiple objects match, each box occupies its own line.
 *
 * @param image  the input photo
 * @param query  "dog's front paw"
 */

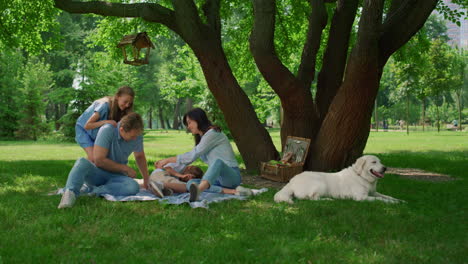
xmin=389 ymin=198 xmax=406 ymax=204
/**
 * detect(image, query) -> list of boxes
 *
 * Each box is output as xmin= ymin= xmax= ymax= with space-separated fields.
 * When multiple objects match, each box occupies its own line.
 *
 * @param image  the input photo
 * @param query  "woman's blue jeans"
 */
xmin=186 ymin=159 xmax=241 ymax=193
xmin=65 ymin=157 xmax=139 ymax=196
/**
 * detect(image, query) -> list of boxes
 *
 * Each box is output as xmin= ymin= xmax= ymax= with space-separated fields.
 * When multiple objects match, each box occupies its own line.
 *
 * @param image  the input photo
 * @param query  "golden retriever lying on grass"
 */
xmin=274 ymin=155 xmax=404 ymax=204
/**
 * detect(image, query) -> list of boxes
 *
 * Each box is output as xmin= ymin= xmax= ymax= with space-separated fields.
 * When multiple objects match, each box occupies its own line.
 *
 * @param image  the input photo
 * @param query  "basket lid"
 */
xmin=281 ymin=136 xmax=311 ymax=164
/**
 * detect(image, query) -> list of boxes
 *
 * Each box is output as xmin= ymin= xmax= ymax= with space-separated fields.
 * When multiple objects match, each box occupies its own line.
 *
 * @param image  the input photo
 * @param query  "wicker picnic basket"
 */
xmin=260 ymin=136 xmax=311 ymax=182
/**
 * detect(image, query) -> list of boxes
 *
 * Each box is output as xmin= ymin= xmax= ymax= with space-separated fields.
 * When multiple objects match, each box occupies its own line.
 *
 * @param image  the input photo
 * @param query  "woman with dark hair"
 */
xmin=153 ymin=108 xmax=252 ymax=201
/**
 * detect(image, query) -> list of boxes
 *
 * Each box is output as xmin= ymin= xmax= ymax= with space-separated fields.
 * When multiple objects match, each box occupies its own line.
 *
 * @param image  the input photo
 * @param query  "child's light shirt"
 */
xmin=150 ymin=162 xmax=187 ymax=184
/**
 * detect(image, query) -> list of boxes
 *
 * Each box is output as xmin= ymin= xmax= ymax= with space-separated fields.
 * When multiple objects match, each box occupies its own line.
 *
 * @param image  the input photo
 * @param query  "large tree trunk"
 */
xmin=309 ymin=0 xmax=385 ymax=170
xmin=192 ymin=40 xmax=279 ymax=169
xmin=311 ymin=54 xmax=383 ymax=170
xmin=316 ymin=0 xmax=359 ymax=121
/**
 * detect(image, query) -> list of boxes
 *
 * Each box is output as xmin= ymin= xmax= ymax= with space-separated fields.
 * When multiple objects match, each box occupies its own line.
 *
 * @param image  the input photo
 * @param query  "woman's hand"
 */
xmin=154 ymin=157 xmax=176 ymax=169
xmin=106 ymin=120 xmax=118 ymax=127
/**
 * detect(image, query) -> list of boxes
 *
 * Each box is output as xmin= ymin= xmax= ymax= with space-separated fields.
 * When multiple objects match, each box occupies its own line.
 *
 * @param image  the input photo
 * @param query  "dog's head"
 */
xmin=352 ymin=155 xmax=387 ymax=182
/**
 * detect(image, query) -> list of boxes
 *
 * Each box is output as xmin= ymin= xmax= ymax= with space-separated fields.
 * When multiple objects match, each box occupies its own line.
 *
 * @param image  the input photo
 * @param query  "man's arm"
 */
xmin=134 ymin=151 xmax=149 ymax=188
xmin=94 ymin=145 xmax=136 ymax=177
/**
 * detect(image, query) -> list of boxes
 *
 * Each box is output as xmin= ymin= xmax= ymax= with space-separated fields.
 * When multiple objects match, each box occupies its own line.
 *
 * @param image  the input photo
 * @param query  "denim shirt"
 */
xmin=177 ymin=129 xmax=238 ymax=168
xmin=76 ymin=100 xmax=110 ymax=140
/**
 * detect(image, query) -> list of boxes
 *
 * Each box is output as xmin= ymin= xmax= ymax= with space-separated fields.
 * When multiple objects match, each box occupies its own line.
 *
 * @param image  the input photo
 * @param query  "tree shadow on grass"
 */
xmin=0 ymin=160 xmax=78 ymax=196
xmin=367 ymin=150 xmax=468 ymax=180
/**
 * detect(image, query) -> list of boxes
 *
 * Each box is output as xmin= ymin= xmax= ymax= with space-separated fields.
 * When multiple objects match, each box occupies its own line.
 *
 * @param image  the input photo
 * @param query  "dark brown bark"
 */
xmin=297 ymin=0 xmax=327 ymax=89
xmin=316 ymin=0 xmax=358 ymax=120
xmin=309 ymin=0 xmax=385 ymax=170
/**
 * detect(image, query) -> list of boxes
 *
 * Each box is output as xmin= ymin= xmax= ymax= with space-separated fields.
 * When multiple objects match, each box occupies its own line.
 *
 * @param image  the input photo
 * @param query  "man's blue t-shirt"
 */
xmin=76 ymin=100 xmax=110 ymax=140
xmin=94 ymin=123 xmax=143 ymax=165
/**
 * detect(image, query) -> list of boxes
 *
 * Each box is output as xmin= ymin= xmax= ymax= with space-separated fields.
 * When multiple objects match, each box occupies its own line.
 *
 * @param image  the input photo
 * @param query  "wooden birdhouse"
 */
xmin=117 ymin=32 xmax=155 ymax=66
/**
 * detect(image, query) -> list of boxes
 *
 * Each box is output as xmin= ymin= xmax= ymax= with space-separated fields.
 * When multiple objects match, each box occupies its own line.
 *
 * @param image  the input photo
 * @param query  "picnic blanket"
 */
xmin=52 ymin=185 xmax=268 ymax=209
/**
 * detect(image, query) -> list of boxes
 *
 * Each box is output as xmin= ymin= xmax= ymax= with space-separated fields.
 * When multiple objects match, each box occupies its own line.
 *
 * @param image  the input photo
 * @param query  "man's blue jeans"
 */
xmin=65 ymin=158 xmax=139 ymax=196
xmin=186 ymin=159 xmax=241 ymax=193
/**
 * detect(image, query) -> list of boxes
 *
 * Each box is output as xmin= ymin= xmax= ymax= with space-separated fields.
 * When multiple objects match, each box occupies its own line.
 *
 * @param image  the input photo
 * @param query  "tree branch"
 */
xmin=297 ymin=0 xmax=328 ymax=89
xmin=249 ymin=0 xmax=300 ymax=99
xmin=379 ymin=0 xmax=438 ymax=63
xmin=170 ymin=0 xmax=208 ymax=48
xmin=315 ymin=0 xmax=358 ymax=119
xmin=202 ymin=0 xmax=221 ymax=40
xmin=53 ymin=0 xmax=177 ymax=32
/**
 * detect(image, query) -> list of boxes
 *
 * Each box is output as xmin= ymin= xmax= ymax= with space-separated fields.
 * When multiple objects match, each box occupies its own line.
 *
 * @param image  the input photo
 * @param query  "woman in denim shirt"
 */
xmin=75 ymin=86 xmax=134 ymax=162
xmin=154 ymin=108 xmax=252 ymax=202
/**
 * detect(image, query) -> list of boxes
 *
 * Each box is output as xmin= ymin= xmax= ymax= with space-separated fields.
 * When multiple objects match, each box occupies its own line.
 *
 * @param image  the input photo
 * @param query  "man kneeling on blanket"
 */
xmin=147 ymin=162 xmax=204 ymax=197
xmin=58 ymin=113 xmax=149 ymax=209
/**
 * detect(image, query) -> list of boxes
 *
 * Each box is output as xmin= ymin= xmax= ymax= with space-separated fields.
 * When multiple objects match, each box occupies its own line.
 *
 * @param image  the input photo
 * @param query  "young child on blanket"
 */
xmin=148 ymin=162 xmax=203 ymax=197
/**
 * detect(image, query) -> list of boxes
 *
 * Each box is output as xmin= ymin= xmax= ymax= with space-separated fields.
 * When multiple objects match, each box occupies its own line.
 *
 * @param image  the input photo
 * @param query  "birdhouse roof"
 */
xmin=117 ymin=32 xmax=155 ymax=48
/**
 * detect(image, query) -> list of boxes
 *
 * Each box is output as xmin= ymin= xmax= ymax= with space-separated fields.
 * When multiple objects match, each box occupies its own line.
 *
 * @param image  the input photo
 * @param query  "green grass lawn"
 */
xmin=0 ymin=130 xmax=467 ymax=263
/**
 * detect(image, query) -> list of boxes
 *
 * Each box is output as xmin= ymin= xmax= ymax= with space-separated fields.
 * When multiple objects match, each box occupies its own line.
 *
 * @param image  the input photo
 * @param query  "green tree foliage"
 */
xmin=0 ymin=0 xmax=60 ymax=53
xmin=43 ymin=12 xmax=100 ymax=129
xmin=15 ymin=57 xmax=54 ymax=140
xmin=378 ymin=14 xmax=464 ymax=131
xmin=0 ymin=49 xmax=23 ymax=138
xmin=447 ymin=48 xmax=467 ymax=130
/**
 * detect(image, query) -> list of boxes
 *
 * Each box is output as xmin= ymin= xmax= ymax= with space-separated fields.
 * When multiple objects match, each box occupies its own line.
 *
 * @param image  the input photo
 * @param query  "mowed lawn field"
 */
xmin=0 ymin=130 xmax=466 ymax=263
